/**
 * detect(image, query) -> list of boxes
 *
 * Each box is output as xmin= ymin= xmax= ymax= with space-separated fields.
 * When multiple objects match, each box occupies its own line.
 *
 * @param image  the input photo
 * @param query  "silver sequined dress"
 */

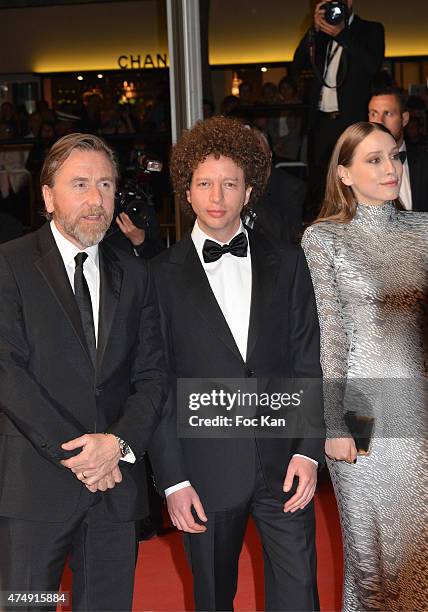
xmin=302 ymin=202 xmax=428 ymax=611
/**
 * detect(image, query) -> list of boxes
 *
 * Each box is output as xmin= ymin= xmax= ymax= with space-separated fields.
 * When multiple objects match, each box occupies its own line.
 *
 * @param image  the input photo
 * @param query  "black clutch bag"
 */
xmin=344 ymin=411 xmax=374 ymax=455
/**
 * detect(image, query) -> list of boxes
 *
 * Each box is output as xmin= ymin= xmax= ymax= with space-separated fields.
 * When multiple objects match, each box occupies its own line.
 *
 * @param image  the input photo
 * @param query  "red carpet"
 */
xmin=60 ymin=478 xmax=343 ymax=611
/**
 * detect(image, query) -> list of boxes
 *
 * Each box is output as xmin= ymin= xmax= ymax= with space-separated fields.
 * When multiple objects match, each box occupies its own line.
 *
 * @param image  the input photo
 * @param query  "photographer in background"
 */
xmin=105 ymin=151 xmax=164 ymax=260
xmin=293 ymin=0 xmax=384 ymax=214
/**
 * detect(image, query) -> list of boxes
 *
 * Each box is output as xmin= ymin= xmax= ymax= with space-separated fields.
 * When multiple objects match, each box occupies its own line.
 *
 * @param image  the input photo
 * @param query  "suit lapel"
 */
xmin=172 ymin=231 xmax=280 ymax=364
xmin=173 ymin=235 xmax=243 ymax=362
xmin=35 ymin=224 xmax=94 ymax=367
xmin=246 ymin=231 xmax=280 ymax=361
xmin=96 ymin=243 xmax=123 ymax=371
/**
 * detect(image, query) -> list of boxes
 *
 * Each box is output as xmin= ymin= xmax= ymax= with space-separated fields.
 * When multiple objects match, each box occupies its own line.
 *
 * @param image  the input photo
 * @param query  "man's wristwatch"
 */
xmin=116 ymin=436 xmax=131 ymax=458
xmin=105 ymin=433 xmax=131 ymax=458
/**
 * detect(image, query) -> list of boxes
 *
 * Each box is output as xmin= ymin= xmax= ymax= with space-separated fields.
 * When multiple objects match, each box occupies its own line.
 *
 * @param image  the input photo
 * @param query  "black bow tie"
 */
xmin=202 ymin=232 xmax=248 ymax=263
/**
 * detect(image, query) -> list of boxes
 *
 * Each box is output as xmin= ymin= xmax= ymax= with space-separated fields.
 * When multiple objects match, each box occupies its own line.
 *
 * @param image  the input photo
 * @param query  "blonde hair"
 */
xmin=314 ymin=121 xmax=398 ymax=224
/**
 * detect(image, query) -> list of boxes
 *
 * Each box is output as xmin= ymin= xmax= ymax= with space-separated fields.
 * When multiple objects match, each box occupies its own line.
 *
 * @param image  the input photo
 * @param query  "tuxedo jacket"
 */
xmin=0 ymin=223 xmax=167 ymax=522
xmin=407 ymin=145 xmax=428 ymax=212
xmin=293 ymin=15 xmax=385 ymax=128
xmin=149 ymin=229 xmax=324 ymax=513
xmin=253 ymin=168 xmax=305 ymax=244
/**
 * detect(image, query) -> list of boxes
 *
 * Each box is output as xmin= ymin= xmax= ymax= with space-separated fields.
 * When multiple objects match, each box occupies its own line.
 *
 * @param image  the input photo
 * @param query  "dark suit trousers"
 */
xmin=0 ymin=495 xmax=137 ymax=612
xmin=184 ymin=451 xmax=319 ymax=611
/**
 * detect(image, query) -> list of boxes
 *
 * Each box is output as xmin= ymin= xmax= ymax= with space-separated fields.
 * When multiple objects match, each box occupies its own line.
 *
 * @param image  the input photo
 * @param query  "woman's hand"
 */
xmin=325 ymin=437 xmax=358 ymax=463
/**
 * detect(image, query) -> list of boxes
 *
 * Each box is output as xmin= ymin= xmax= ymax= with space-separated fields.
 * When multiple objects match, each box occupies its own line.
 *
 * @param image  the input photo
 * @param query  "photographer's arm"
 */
xmin=292 ymin=2 xmax=331 ymax=77
xmin=116 ymin=212 xmax=146 ymax=247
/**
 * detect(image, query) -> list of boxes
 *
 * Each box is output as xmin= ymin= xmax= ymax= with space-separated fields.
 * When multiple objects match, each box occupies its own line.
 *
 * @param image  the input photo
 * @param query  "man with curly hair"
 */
xmin=149 ymin=117 xmax=324 ymax=611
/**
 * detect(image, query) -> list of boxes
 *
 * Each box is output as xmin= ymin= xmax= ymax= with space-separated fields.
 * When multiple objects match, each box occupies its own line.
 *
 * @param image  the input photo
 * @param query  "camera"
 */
xmin=116 ymin=150 xmax=162 ymax=230
xmin=321 ymin=1 xmax=348 ymax=25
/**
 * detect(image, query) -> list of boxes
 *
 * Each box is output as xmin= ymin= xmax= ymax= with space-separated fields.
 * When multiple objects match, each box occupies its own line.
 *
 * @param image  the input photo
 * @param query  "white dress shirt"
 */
xmin=192 ymin=220 xmax=252 ymax=360
xmin=165 ymin=220 xmax=316 ymax=497
xmin=50 ymin=220 xmax=135 ymax=463
xmin=399 ymin=142 xmax=412 ymax=210
xmin=50 ymin=220 xmax=100 ymax=341
xmin=319 ymin=13 xmax=354 ymax=112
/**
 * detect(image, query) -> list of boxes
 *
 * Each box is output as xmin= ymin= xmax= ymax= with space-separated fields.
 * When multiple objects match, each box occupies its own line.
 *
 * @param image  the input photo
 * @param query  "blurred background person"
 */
xmin=293 ymin=0 xmax=385 ymax=216
xmin=238 ymin=81 xmax=254 ymax=106
xmin=302 ymin=121 xmax=428 ymax=611
xmin=0 ymin=101 xmax=18 ymax=137
xmin=0 ymin=121 xmax=28 ymax=221
xmin=247 ymin=128 xmax=305 ymax=244
xmin=220 ymin=94 xmax=240 ymax=117
xmin=368 ymin=86 xmax=428 ymax=211
xmin=274 ymin=77 xmax=303 ymax=162
xmin=25 ymin=112 xmax=42 ymax=139
xmin=26 ymin=121 xmax=57 ymax=177
xmin=405 ymin=115 xmax=427 ymax=149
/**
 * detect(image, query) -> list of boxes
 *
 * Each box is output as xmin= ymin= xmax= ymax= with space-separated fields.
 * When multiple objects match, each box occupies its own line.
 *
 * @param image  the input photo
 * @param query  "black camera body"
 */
xmin=116 ymin=153 xmax=162 ymax=230
xmin=321 ymin=1 xmax=349 ymax=25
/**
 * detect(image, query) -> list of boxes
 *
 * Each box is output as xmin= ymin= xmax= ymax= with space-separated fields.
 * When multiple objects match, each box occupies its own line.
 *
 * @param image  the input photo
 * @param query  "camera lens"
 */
xmin=322 ymin=1 xmax=347 ymax=25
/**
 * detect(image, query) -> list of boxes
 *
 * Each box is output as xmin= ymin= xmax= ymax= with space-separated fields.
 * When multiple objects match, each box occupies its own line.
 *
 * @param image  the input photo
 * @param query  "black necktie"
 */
xmin=202 ymin=232 xmax=248 ymax=264
xmin=74 ymin=252 xmax=96 ymax=364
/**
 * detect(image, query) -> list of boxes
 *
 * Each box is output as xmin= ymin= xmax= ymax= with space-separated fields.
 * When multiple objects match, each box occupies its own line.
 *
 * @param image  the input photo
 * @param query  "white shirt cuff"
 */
xmin=165 ymin=480 xmax=192 ymax=497
xmin=293 ymin=453 xmax=318 ymax=468
xmin=120 ymin=448 xmax=136 ymax=463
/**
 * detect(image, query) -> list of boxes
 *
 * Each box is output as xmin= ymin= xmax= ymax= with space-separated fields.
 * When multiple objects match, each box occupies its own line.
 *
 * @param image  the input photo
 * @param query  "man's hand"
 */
xmin=314 ymin=1 xmax=345 ymax=37
xmin=84 ymin=466 xmax=123 ymax=493
xmin=325 ymin=437 xmax=357 ymax=463
xmin=116 ymin=212 xmax=146 ymax=246
xmin=60 ymin=433 xmax=121 ymax=485
xmin=283 ymin=456 xmax=317 ymax=513
xmin=167 ymin=486 xmax=208 ymax=533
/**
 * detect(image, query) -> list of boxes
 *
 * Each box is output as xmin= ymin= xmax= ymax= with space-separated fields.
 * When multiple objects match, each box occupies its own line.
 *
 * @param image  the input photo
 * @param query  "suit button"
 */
xmin=95 ymin=386 xmax=104 ymax=396
xmin=245 ymin=369 xmax=255 ymax=378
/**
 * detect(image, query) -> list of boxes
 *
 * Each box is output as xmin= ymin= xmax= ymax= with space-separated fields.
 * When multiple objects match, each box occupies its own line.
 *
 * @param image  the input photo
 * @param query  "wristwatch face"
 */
xmin=119 ymin=438 xmax=131 ymax=457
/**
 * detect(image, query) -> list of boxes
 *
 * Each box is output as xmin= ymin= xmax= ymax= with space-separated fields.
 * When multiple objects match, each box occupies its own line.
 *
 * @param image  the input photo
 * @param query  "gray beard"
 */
xmin=56 ymin=207 xmax=112 ymax=248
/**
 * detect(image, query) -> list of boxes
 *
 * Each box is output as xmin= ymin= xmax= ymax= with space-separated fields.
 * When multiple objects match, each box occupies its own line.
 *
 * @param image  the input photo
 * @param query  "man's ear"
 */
xmin=402 ymin=111 xmax=410 ymax=129
xmin=186 ymin=189 xmax=191 ymax=205
xmin=42 ymin=185 xmax=54 ymax=214
xmin=338 ymin=165 xmax=353 ymax=186
xmin=243 ymin=186 xmax=252 ymax=207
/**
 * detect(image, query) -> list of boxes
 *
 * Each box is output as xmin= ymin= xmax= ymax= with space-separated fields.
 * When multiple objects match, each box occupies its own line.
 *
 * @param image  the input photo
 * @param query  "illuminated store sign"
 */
xmin=117 ymin=54 xmax=168 ymax=70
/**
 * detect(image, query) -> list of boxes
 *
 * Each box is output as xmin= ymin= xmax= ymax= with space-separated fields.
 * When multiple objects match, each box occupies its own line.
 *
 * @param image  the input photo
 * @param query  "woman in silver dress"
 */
xmin=302 ymin=121 xmax=428 ymax=611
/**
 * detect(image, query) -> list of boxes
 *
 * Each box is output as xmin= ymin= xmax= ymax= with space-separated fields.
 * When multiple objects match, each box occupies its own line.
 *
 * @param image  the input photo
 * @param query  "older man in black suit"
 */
xmin=0 ymin=133 xmax=167 ymax=611
xmin=149 ymin=117 xmax=324 ymax=611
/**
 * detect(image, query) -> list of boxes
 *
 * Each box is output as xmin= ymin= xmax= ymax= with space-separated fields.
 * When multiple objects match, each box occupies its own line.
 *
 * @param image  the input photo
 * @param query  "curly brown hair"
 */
xmin=170 ymin=116 xmax=270 ymax=216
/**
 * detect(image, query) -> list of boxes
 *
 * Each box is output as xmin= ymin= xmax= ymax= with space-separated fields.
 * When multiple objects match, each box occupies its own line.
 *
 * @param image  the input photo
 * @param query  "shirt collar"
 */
xmin=191 ymin=219 xmax=248 ymax=263
xmin=50 ymin=219 xmax=99 ymax=268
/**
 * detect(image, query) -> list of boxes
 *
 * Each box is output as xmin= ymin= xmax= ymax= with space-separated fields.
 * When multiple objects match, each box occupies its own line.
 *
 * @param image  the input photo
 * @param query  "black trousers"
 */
xmin=184 ymin=453 xmax=319 ymax=611
xmin=0 ymin=496 xmax=137 ymax=612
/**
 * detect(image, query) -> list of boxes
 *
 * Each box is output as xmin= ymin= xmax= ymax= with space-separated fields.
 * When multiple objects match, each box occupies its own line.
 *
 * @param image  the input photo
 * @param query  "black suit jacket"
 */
xmin=149 ymin=229 xmax=324 ymax=513
xmin=253 ymin=167 xmax=305 ymax=244
xmin=293 ymin=15 xmax=385 ymax=127
xmin=0 ymin=223 xmax=167 ymax=522
xmin=406 ymin=146 xmax=428 ymax=212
